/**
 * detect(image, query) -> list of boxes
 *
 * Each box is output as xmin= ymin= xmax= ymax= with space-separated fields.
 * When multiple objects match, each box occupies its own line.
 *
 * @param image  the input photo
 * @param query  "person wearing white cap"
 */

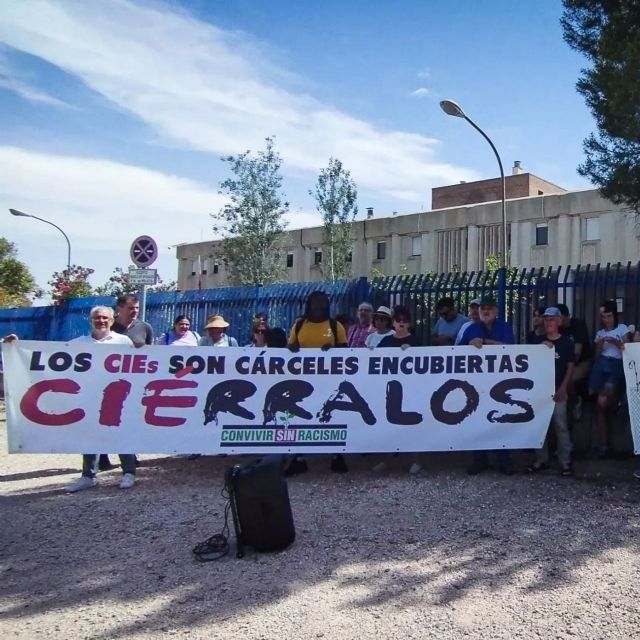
xmin=527 ymin=307 xmax=575 ymax=476
xmin=198 ymin=315 xmax=238 ymax=347
xmin=365 ymin=306 xmax=395 ymax=348
xmin=454 ymin=299 xmax=481 ymax=345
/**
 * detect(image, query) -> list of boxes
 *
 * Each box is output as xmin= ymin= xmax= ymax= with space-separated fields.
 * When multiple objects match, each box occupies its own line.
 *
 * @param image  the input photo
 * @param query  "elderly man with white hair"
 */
xmin=67 ymin=305 xmax=137 ymax=492
xmin=5 ymin=306 xmax=138 ymax=492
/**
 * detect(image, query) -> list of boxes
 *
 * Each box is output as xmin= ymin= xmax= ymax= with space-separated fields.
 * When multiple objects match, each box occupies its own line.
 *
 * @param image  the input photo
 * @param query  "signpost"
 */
xmin=129 ymin=236 xmax=158 ymax=321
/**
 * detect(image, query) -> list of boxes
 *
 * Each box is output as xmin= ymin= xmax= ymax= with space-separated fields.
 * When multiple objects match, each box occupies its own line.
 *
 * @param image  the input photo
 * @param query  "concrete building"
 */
xmin=176 ymin=171 xmax=639 ymax=291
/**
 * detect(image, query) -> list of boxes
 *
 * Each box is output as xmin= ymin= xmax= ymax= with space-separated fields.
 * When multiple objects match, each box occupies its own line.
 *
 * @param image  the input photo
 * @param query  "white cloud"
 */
xmin=417 ymin=68 xmax=431 ymax=79
xmin=0 ymin=0 xmax=478 ymax=204
xmin=410 ymin=88 xmax=430 ymax=98
xmin=0 ymin=146 xmax=324 ymax=292
xmin=0 ymin=51 xmax=71 ymax=107
xmin=0 ymin=146 xmax=226 ymax=289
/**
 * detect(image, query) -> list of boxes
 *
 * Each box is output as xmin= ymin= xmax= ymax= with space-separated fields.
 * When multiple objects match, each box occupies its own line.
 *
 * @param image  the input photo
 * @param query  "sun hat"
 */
xmin=373 ymin=305 xmax=393 ymax=319
xmin=205 ymin=315 xmax=230 ymax=329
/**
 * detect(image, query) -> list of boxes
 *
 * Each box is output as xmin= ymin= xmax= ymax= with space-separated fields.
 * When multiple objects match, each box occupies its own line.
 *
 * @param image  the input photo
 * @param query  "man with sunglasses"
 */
xmin=432 ymin=297 xmax=468 ymax=346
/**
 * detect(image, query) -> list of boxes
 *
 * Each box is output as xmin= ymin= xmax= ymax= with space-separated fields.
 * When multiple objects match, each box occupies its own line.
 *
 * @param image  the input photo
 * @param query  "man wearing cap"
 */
xmin=459 ymin=295 xmax=515 ymax=347
xmin=459 ymin=295 xmax=516 ymax=475
xmin=527 ymin=307 xmax=575 ymax=476
xmin=348 ymin=302 xmax=375 ymax=348
xmin=198 ymin=315 xmax=239 ymax=347
xmin=365 ymin=306 xmax=395 ymax=348
xmin=432 ymin=297 xmax=468 ymax=346
xmin=455 ymin=299 xmax=481 ymax=345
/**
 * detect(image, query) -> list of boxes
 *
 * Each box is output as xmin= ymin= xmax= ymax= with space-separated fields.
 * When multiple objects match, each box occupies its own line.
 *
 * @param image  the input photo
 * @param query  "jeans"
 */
xmin=82 ymin=454 xmax=136 ymax=478
xmin=535 ymin=400 xmax=571 ymax=468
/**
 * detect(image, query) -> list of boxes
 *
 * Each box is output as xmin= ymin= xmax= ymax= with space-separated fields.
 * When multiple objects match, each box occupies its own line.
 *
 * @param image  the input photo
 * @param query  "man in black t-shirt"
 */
xmin=528 ymin=307 xmax=575 ymax=476
xmin=556 ymin=303 xmax=591 ymax=420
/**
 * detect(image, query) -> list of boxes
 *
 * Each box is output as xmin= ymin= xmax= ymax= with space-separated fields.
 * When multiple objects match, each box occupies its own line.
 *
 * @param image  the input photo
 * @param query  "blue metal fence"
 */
xmin=1 ymin=264 xmax=638 ymax=343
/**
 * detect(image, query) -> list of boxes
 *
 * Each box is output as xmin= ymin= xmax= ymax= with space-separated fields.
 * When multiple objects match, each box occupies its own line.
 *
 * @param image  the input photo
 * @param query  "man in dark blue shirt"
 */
xmin=459 ymin=295 xmax=515 ymax=475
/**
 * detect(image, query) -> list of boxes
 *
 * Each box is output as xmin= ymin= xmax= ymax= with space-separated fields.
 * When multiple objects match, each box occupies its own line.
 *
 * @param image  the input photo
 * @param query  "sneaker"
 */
xmin=408 ymin=462 xmax=423 ymax=475
xmin=284 ymin=457 xmax=308 ymax=477
xmin=467 ymin=461 xmax=489 ymax=475
xmin=560 ymin=465 xmax=573 ymax=477
xmin=330 ymin=454 xmax=349 ymax=473
xmin=633 ymin=469 xmax=640 ymax=481
xmin=372 ymin=461 xmax=387 ymax=472
xmin=119 ymin=473 xmax=136 ymax=490
xmin=67 ymin=476 xmax=97 ymax=493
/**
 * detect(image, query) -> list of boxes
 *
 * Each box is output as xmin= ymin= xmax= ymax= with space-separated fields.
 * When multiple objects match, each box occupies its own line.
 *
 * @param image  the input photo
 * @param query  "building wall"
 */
xmin=431 ymin=173 xmax=566 ymax=209
xmin=176 ymin=189 xmax=639 ymax=290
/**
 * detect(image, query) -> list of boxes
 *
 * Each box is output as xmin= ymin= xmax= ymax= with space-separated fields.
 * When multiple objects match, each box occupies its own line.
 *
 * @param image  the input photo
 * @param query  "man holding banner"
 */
xmin=66 ymin=306 xmax=138 ymax=492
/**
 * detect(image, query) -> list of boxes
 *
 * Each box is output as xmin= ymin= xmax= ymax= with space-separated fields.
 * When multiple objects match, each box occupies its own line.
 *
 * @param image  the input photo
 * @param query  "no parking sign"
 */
xmin=130 ymin=236 xmax=158 ymax=268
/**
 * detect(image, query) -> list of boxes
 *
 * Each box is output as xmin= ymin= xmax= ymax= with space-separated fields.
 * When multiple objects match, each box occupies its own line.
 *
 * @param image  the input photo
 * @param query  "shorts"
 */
xmin=589 ymin=356 xmax=625 ymax=393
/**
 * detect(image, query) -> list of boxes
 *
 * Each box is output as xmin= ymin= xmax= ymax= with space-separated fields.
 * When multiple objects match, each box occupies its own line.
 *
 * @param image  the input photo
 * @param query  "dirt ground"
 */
xmin=2 ymin=401 xmax=640 ymax=640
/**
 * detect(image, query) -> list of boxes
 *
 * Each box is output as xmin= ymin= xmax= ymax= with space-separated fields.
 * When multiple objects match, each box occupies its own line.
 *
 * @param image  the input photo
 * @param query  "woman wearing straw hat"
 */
xmin=198 ymin=315 xmax=239 ymax=347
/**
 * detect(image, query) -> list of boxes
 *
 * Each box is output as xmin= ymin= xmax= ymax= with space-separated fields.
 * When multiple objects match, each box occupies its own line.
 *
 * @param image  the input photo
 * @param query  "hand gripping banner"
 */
xmin=3 ymin=341 xmax=556 ymax=455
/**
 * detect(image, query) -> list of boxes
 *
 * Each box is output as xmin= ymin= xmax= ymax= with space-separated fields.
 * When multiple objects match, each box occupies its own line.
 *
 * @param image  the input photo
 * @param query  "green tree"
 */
xmin=0 ymin=238 xmax=40 ymax=307
xmin=212 ymin=137 xmax=288 ymax=285
xmin=48 ymin=265 xmax=94 ymax=304
xmin=311 ymin=158 xmax=358 ymax=281
xmin=561 ymin=0 xmax=640 ymax=212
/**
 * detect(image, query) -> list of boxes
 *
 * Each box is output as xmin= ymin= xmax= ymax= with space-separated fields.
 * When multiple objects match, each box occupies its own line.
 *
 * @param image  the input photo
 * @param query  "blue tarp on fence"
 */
xmin=1 ymin=263 xmax=639 ymax=343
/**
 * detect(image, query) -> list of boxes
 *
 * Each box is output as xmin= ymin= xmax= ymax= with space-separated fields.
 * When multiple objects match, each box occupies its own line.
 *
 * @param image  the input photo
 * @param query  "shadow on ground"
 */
xmin=1 ymin=450 xmax=639 ymax=637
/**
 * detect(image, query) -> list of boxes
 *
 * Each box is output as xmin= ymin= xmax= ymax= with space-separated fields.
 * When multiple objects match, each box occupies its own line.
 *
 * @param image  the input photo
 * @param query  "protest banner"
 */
xmin=2 ymin=341 xmax=555 ymax=454
xmin=623 ymin=343 xmax=640 ymax=454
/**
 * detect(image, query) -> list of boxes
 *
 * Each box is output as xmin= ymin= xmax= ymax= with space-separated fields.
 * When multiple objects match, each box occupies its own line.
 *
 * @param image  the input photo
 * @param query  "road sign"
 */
xmin=128 ymin=268 xmax=157 ymax=286
xmin=130 ymin=235 xmax=158 ymax=267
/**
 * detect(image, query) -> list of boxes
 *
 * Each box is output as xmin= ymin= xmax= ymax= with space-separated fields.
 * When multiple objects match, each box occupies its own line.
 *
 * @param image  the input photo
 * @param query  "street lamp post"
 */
xmin=9 ymin=208 xmax=72 ymax=275
xmin=439 ymin=100 xmax=508 ymax=316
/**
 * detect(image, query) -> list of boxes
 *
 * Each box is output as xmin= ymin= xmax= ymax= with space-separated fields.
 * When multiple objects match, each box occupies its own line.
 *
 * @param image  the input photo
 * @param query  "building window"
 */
xmin=286 ymin=252 xmax=294 ymax=268
xmin=201 ymin=258 xmax=208 ymax=275
xmin=535 ymin=223 xmax=548 ymax=246
xmin=411 ymin=236 xmax=422 ymax=256
xmin=314 ymin=250 xmax=322 ymax=265
xmin=346 ymin=251 xmax=353 ymax=263
xmin=190 ymin=259 xmax=198 ymax=276
xmin=585 ymin=217 xmax=600 ymax=241
xmin=213 ymin=262 xmax=219 ymax=275
xmin=376 ymin=241 xmax=386 ymax=260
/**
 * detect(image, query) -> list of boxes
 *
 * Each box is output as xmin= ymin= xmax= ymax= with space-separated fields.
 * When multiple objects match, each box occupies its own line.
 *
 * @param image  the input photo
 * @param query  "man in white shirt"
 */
xmin=67 ymin=306 xmax=137 ymax=492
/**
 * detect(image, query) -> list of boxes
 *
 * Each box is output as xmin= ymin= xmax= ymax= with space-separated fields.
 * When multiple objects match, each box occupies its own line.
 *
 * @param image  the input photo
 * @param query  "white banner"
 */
xmin=2 ymin=341 xmax=556 ymax=454
xmin=623 ymin=343 xmax=640 ymax=454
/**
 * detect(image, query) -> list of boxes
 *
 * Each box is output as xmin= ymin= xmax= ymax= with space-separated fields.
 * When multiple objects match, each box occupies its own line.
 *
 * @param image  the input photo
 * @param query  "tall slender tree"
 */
xmin=562 ymin=0 xmax=640 ymax=212
xmin=311 ymin=158 xmax=358 ymax=281
xmin=212 ymin=137 xmax=288 ymax=285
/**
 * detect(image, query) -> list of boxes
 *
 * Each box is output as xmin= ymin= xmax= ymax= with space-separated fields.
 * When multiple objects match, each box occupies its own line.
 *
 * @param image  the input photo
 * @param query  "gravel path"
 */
xmin=2 ymin=401 xmax=640 ymax=639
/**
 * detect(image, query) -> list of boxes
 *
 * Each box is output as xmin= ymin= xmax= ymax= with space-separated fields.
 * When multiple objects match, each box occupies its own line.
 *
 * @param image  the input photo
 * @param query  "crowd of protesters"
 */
xmin=2 ymin=291 xmax=639 ymax=491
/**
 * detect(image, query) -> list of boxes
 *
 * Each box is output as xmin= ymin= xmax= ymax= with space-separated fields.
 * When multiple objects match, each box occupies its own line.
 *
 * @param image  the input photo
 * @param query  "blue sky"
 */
xmin=0 ymin=0 xmax=593 ymax=296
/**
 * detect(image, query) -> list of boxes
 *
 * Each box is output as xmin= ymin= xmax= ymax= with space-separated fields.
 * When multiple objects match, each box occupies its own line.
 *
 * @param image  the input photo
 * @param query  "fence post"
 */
xmin=356 ymin=276 xmax=369 ymax=305
xmin=497 ymin=266 xmax=507 ymax=319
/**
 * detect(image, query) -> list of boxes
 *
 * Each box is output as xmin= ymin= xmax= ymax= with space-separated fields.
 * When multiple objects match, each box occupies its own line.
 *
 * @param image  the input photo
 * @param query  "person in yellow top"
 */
xmin=287 ymin=297 xmax=348 ymax=350
xmin=286 ymin=291 xmax=348 ymax=476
